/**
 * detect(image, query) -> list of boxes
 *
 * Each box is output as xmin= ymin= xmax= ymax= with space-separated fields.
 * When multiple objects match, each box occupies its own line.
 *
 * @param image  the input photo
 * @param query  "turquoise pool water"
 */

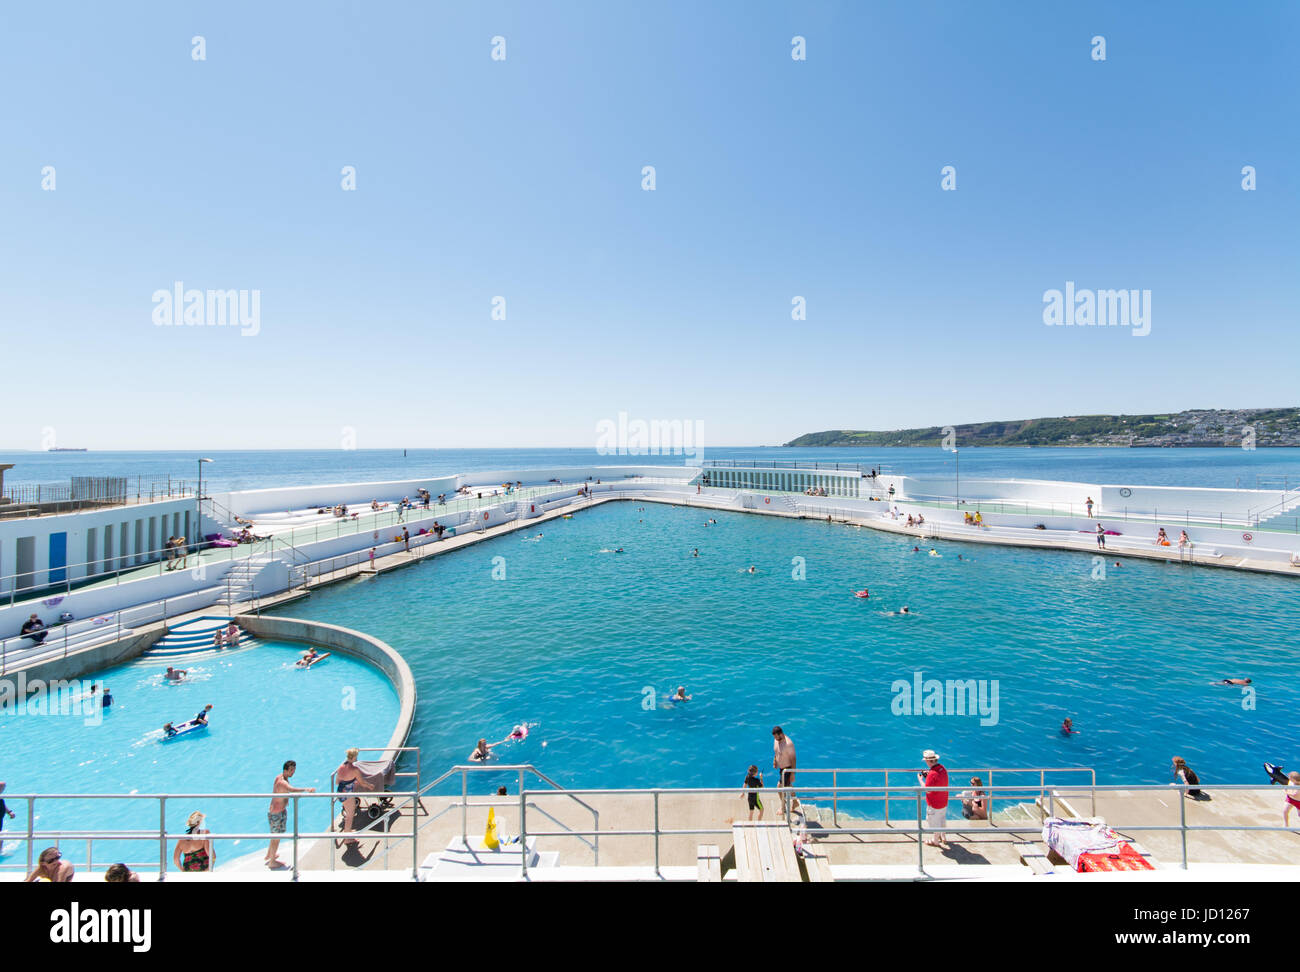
xmin=0 ymin=641 xmax=399 ymax=869
xmin=272 ymin=501 xmax=1300 ymax=792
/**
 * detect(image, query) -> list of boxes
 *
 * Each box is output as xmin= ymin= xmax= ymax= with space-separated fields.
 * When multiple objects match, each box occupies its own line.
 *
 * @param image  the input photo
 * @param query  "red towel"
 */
xmin=1077 ymin=842 xmax=1153 ymax=872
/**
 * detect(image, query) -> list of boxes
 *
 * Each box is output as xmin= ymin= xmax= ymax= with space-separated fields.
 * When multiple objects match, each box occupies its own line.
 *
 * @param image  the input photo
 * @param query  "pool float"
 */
xmin=161 ymin=720 xmax=209 ymax=742
xmin=507 ymin=724 xmax=529 ymax=740
xmin=853 ymin=590 xmax=870 ymax=599
xmin=295 ymin=651 xmax=331 ymax=669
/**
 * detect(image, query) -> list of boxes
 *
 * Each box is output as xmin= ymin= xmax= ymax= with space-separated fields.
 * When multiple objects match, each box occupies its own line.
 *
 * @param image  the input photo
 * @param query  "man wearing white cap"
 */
xmin=918 ymin=749 xmax=949 ymax=847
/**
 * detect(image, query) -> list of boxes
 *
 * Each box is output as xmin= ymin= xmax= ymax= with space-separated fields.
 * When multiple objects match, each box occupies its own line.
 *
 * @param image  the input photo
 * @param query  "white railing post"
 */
xmin=159 ymin=796 xmax=167 ymax=880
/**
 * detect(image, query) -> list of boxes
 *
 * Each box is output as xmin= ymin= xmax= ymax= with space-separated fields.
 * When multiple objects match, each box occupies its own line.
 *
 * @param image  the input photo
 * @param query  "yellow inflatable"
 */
xmin=483 ymin=807 xmax=500 ymax=849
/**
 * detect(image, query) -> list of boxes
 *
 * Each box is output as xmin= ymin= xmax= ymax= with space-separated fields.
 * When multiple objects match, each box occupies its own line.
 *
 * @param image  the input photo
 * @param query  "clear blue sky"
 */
xmin=1 ymin=1 xmax=1295 ymax=450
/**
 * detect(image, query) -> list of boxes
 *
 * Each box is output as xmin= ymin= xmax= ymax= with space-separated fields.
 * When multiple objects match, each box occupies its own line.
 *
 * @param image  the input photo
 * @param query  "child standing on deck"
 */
xmin=744 ymin=765 xmax=764 ymax=820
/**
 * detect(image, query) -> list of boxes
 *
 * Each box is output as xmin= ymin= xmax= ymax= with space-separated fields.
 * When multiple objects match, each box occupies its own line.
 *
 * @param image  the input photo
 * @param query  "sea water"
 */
xmin=270 ymin=501 xmax=1300 ymax=791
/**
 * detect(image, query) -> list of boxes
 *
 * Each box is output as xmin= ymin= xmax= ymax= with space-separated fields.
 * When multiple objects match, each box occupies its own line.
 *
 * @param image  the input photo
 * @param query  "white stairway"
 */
xmin=418 ymin=837 xmax=558 ymax=881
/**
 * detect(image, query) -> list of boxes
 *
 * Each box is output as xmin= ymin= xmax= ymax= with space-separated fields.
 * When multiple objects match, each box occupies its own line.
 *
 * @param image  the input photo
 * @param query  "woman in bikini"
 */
xmin=174 ymin=811 xmax=214 ymax=871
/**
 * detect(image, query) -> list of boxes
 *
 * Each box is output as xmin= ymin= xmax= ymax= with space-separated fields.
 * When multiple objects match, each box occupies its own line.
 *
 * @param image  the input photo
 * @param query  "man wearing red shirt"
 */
xmin=918 ymin=749 xmax=949 ymax=848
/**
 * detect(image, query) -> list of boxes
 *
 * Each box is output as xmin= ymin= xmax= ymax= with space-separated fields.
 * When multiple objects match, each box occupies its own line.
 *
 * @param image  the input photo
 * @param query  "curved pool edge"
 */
xmin=236 ymin=615 xmax=415 ymax=758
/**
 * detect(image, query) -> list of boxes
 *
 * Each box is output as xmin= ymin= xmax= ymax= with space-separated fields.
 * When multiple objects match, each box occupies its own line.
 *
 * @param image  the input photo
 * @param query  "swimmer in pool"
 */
xmin=912 ymin=546 xmax=920 ymax=553
xmin=747 ymin=565 xmax=756 ymax=574
xmin=887 ymin=606 xmax=912 ymax=616
xmin=692 ymin=548 xmax=699 ymax=557
xmin=165 ymin=667 xmax=187 ymax=682
xmin=1061 ymin=717 xmax=1078 ymax=735
xmin=470 ymin=739 xmax=493 ymax=762
xmin=929 ymin=549 xmax=940 ymax=557
xmin=670 ymin=686 xmax=691 ymax=702
xmin=1221 ymin=678 xmax=1252 ymax=685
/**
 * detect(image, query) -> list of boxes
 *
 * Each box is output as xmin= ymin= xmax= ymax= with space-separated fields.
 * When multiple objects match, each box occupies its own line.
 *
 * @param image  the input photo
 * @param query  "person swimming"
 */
xmin=165 ymin=667 xmax=187 ymax=682
xmin=692 ymin=548 xmax=699 ymax=557
xmin=470 ymin=738 xmax=493 ymax=762
xmin=669 ymin=686 xmax=691 ymax=702
xmin=1221 ymin=677 xmax=1253 ymax=685
xmin=746 ymin=565 xmax=756 ymax=574
xmin=928 ymin=549 xmax=940 ymax=557
xmin=1061 ymin=717 xmax=1078 ymax=735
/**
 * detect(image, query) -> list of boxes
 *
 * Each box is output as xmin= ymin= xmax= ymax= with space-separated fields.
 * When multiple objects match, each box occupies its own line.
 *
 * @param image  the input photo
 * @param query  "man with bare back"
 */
xmin=772 ymin=726 xmax=797 ymax=815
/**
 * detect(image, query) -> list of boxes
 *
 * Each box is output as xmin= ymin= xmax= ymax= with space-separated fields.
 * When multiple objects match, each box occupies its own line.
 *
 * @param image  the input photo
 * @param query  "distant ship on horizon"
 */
xmin=48 ymin=447 xmax=89 ymax=452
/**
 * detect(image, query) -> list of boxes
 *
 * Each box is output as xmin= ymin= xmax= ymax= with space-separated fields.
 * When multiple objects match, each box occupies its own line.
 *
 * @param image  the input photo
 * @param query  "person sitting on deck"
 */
xmin=1171 ymin=756 xmax=1202 ymax=798
xmin=961 ymin=777 xmax=989 ymax=820
xmin=973 ymin=511 xmax=983 ymax=526
xmin=20 ymin=614 xmax=47 ymax=645
xmin=1156 ymin=527 xmax=1170 ymax=546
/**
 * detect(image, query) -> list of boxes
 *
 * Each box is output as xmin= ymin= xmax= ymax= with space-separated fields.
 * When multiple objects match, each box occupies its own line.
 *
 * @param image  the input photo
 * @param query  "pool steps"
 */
xmin=144 ymin=615 xmax=265 ymax=658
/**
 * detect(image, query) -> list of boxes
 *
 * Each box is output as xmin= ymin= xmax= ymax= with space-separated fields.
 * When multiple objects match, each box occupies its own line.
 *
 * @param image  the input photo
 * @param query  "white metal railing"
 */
xmin=416 ymin=763 xmax=601 ymax=867
xmin=0 ymin=788 xmax=422 ymax=880
xmin=5 ymin=768 xmax=1297 ymax=880
xmin=496 ymin=780 xmax=1300 ymax=879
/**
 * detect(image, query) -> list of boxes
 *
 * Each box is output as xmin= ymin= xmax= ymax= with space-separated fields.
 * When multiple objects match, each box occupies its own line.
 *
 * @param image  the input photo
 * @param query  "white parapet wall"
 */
xmin=215 ymin=465 xmax=695 ymax=517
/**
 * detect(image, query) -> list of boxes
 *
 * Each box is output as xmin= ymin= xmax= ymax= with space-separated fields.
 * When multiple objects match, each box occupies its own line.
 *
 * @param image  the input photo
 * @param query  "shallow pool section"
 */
xmin=0 ymin=640 xmax=399 ymax=871
xmin=271 ymin=501 xmax=1300 ymax=791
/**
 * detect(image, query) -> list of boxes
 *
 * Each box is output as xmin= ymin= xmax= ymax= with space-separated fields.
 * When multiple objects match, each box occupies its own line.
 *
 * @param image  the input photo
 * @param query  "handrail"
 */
xmin=416 ymin=763 xmax=600 ymax=866
xmin=4 ymin=777 xmax=1295 ymax=879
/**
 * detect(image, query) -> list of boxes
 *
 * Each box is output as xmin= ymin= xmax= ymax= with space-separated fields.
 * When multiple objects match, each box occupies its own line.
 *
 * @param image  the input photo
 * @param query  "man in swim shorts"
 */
xmin=266 ymin=760 xmax=315 ymax=868
xmin=772 ymin=726 xmax=797 ymax=815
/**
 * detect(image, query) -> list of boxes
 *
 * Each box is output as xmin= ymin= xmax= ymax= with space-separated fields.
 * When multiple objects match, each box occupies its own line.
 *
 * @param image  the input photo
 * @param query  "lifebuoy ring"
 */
xmin=1243 ymin=532 xmax=1253 ymax=542
xmin=484 ymin=513 xmax=490 ymax=521
xmin=764 ymin=497 xmax=770 ymax=505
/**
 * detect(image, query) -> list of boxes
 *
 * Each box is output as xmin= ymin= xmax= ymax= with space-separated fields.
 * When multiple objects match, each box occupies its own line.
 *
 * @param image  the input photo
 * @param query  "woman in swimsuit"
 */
xmin=1284 ymin=772 xmax=1300 ymax=828
xmin=335 ymin=748 xmax=374 ymax=846
xmin=174 ymin=811 xmax=214 ymax=871
xmin=470 ymin=738 xmax=493 ymax=762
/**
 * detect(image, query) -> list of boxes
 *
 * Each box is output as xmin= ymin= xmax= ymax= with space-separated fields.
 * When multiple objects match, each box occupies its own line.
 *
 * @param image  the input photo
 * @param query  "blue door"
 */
xmin=48 ymin=532 xmax=67 ymax=584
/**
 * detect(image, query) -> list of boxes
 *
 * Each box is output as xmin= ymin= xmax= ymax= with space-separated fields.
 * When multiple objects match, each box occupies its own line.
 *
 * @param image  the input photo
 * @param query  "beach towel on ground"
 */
xmin=1042 ymin=817 xmax=1122 ymax=869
